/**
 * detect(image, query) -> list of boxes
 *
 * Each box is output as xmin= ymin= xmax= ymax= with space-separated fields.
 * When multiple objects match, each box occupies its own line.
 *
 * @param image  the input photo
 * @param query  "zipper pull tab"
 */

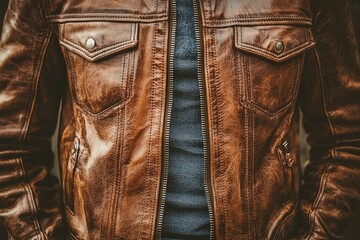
xmin=73 ymin=138 xmax=80 ymax=161
xmin=281 ymin=140 xmax=293 ymax=167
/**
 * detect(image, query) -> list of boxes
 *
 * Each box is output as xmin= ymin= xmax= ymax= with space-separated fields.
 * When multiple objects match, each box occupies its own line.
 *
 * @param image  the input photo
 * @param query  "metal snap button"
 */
xmin=275 ymin=41 xmax=284 ymax=53
xmin=86 ymin=38 xmax=96 ymax=49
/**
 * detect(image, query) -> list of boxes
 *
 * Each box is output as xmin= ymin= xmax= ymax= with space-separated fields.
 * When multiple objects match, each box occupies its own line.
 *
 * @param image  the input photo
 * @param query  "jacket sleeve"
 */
xmin=0 ymin=0 xmax=66 ymax=239
xmin=297 ymin=0 xmax=360 ymax=239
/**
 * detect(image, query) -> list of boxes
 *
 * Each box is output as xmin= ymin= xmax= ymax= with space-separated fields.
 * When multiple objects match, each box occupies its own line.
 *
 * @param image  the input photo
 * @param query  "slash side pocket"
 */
xmin=64 ymin=137 xmax=83 ymax=214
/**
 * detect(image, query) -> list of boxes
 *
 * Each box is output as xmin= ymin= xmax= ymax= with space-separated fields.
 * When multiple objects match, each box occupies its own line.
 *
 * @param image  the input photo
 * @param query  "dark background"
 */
xmin=1 ymin=0 xmax=360 ymax=239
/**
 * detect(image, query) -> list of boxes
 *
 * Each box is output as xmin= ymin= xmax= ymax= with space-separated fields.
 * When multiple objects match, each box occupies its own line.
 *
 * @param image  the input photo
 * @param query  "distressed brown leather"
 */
xmin=0 ymin=0 xmax=360 ymax=239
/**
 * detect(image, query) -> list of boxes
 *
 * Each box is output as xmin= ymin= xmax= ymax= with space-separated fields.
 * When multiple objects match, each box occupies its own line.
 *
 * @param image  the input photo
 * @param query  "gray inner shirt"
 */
xmin=161 ymin=0 xmax=211 ymax=239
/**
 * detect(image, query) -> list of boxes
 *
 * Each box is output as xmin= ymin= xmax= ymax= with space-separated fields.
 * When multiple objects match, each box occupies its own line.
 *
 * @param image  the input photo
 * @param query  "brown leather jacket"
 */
xmin=1 ymin=0 xmax=360 ymax=239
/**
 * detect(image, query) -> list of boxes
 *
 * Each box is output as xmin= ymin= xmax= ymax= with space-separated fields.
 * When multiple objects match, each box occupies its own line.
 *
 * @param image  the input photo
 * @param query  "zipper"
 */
xmin=155 ymin=0 xmax=177 ymax=239
xmin=65 ymin=137 xmax=81 ymax=213
xmin=193 ymin=0 xmax=215 ymax=239
xmin=281 ymin=140 xmax=293 ymax=168
xmin=155 ymin=1 xmax=215 ymax=239
xmin=73 ymin=138 xmax=81 ymax=162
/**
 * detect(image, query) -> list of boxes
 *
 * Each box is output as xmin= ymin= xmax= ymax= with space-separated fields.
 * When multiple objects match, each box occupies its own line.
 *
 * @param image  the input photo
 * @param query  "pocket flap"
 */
xmin=60 ymin=22 xmax=138 ymax=62
xmin=235 ymin=25 xmax=315 ymax=62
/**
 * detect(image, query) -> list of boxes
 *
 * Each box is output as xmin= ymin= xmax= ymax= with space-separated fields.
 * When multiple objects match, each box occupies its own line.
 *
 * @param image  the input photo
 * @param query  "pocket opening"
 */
xmin=64 ymin=137 xmax=82 ymax=214
xmin=276 ymin=139 xmax=296 ymax=201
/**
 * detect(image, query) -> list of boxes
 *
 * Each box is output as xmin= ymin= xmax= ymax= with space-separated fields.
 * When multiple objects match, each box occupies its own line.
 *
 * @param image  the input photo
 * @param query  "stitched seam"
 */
xmin=247 ymin=33 xmax=253 ymax=103
xmin=245 ymin=43 xmax=255 ymax=239
xmin=59 ymin=26 xmax=119 ymax=125
xmin=237 ymin=33 xmax=251 ymax=237
xmin=155 ymin=0 xmax=159 ymax=15
xmin=245 ymin=100 xmax=250 ymax=240
xmin=110 ymin=108 xmax=125 ymax=240
xmin=272 ymin=204 xmax=297 ymax=239
xmin=243 ymin=42 xmax=253 ymax=240
xmin=108 ymin=53 xmax=126 ymax=240
xmin=60 ymin=26 xmax=87 ymax=118
xmin=204 ymin=21 xmax=313 ymax=29
xmin=206 ymin=19 xmax=312 ymax=24
xmin=207 ymin=27 xmax=219 ymax=238
xmin=235 ymin=40 xmax=243 ymax=105
xmin=62 ymin=34 xmax=136 ymax=116
xmin=101 ymin=32 xmax=130 ymax=239
xmin=237 ymin=26 xmax=307 ymax=117
xmin=205 ymin=20 xmax=312 ymax=27
xmin=47 ymin=14 xmax=168 ymax=22
xmin=316 ymin=212 xmax=336 ymax=238
xmin=292 ymin=57 xmax=303 ymax=103
xmin=251 ymin=110 xmax=256 ymax=239
xmin=203 ymin=27 xmax=217 ymax=240
xmin=15 ymin=27 xmax=54 ymax=240
xmin=67 ymin=48 xmax=84 ymax=114
xmin=207 ymin=27 xmax=224 ymax=240
xmin=60 ymin=23 xmax=137 ymax=59
xmin=48 ymin=17 xmax=168 ymax=24
xmin=13 ymin=4 xmax=37 ymax=173
xmin=302 ymin=46 xmax=336 ymax=240
xmin=210 ymin=27 xmax=229 ymax=239
xmin=62 ymin=38 xmax=134 ymax=56
xmin=207 ymin=15 xmax=311 ymax=21
xmin=244 ymin=56 xmax=252 ymax=108
xmin=71 ymin=95 xmax=133 ymax=118
xmin=204 ymin=27 xmax=222 ymax=239
xmin=150 ymin=20 xmax=166 ymax=238
xmin=242 ymin=29 xmax=252 ymax=105
xmin=207 ymin=0 xmax=213 ymax=17
xmin=36 ymin=0 xmax=47 ymax=25
xmin=240 ymin=54 xmax=250 ymax=107
xmin=102 ymin=107 xmax=121 ymax=239
xmin=61 ymin=39 xmax=136 ymax=59
xmin=304 ymin=161 xmax=331 ymax=240
xmin=251 ymin=56 xmax=302 ymax=117
xmin=16 ymin=157 xmax=42 ymax=239
xmin=240 ymin=44 xmax=249 ymax=108
xmin=96 ymin=55 xmax=109 ymax=237
xmin=120 ymin=51 xmax=128 ymax=107
xmin=48 ymin=11 xmax=166 ymax=16
xmin=67 ymin=229 xmax=79 ymax=240
xmin=138 ymin=21 xmax=158 ymax=240
xmin=239 ymin=42 xmax=313 ymax=61
xmin=40 ymin=0 xmax=49 ymax=17
xmin=204 ymin=16 xmax=312 ymax=24
xmin=128 ymin=47 xmax=136 ymax=100
xmin=109 ymin=36 xmax=131 ymax=240
xmin=149 ymin=20 xmax=166 ymax=239
xmin=252 ymin=101 xmax=292 ymax=116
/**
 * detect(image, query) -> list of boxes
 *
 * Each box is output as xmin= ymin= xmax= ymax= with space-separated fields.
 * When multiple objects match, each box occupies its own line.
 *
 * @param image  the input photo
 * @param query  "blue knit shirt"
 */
xmin=161 ymin=0 xmax=211 ymax=239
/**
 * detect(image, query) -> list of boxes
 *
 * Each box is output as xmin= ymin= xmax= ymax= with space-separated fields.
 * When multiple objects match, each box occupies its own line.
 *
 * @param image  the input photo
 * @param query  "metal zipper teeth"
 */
xmin=193 ymin=1 xmax=215 ymax=239
xmin=155 ymin=0 xmax=177 ymax=239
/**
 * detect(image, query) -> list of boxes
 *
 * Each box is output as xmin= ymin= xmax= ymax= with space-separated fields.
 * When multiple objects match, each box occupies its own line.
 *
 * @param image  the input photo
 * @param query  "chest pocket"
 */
xmin=59 ymin=21 xmax=139 ymax=115
xmin=234 ymin=25 xmax=315 ymax=116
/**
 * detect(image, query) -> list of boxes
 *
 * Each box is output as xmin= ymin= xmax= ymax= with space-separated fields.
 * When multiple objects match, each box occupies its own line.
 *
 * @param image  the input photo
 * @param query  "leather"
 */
xmin=0 ymin=0 xmax=359 ymax=239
